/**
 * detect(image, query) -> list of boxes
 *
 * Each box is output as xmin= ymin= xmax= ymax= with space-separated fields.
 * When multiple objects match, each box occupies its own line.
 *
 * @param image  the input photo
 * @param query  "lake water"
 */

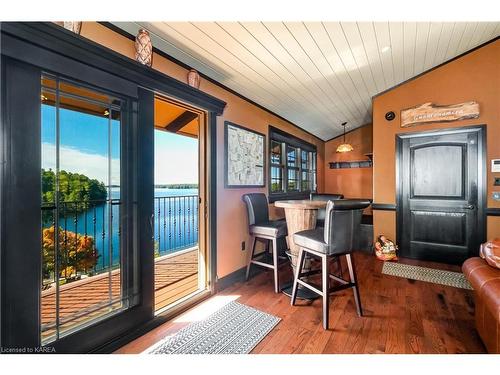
xmin=45 ymin=188 xmax=198 ymax=272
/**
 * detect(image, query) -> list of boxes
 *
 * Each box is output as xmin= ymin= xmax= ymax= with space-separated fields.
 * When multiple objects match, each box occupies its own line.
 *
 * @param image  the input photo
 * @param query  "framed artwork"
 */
xmin=224 ymin=121 xmax=266 ymax=188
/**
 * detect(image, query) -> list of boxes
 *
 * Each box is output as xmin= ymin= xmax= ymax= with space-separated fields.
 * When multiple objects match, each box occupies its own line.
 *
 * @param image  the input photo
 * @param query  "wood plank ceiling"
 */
xmin=114 ymin=22 xmax=500 ymax=140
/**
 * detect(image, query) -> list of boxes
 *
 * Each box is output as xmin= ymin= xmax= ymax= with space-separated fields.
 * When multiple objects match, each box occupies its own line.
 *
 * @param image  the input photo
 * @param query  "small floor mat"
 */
xmin=382 ymin=261 xmax=472 ymax=290
xmin=145 ymin=301 xmax=280 ymax=354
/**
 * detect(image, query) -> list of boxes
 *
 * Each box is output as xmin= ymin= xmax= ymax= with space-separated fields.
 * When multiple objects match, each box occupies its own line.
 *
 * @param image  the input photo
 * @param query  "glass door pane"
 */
xmin=40 ymin=75 xmax=128 ymax=344
xmin=153 ymin=96 xmax=205 ymax=313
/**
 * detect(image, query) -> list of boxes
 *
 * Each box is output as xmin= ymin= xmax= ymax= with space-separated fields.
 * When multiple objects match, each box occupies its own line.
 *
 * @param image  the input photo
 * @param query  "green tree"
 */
xmin=42 ymin=169 xmax=107 ymax=215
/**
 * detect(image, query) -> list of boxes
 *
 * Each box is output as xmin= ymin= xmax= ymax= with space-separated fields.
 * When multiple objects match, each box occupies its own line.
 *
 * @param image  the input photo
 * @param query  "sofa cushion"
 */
xmin=463 ymin=257 xmax=500 ymax=353
xmin=463 ymin=257 xmax=500 ymax=291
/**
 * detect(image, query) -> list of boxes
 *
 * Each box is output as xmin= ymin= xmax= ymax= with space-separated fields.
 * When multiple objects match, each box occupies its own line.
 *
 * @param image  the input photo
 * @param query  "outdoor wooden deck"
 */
xmin=41 ymin=248 xmax=199 ymax=343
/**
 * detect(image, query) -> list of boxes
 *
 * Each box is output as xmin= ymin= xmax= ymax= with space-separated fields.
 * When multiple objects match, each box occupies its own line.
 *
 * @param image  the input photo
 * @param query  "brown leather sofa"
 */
xmin=462 ymin=257 xmax=500 ymax=353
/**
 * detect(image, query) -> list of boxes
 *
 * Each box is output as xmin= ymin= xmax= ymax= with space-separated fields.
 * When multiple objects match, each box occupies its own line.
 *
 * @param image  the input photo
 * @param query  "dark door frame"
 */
xmin=395 ymin=125 xmax=487 ymax=262
xmin=0 ymin=22 xmax=225 ymax=353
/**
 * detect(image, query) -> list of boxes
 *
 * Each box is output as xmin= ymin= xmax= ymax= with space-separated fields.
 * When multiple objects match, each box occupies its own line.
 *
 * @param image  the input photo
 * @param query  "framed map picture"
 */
xmin=224 ymin=121 xmax=266 ymax=188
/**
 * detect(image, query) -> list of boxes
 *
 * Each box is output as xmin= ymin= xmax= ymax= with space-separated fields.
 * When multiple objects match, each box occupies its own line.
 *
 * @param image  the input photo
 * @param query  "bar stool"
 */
xmin=242 ymin=193 xmax=288 ymax=293
xmin=291 ymin=199 xmax=371 ymax=329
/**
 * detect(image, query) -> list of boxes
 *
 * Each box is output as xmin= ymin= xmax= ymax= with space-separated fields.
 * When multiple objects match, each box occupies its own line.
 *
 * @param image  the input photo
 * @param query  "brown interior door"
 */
xmin=397 ymin=127 xmax=486 ymax=264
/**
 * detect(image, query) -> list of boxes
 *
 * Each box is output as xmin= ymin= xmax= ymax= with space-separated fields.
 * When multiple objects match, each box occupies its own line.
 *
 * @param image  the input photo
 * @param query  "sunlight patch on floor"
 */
xmin=173 ymin=295 xmax=241 ymax=323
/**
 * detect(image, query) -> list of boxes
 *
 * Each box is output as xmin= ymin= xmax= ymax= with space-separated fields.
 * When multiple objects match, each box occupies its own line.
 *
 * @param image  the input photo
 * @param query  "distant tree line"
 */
xmin=155 ymin=183 xmax=198 ymax=189
xmin=42 ymin=169 xmax=107 ymax=221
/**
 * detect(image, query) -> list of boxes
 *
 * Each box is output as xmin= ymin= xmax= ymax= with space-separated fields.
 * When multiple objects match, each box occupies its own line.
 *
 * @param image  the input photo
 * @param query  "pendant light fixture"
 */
xmin=336 ymin=122 xmax=354 ymax=153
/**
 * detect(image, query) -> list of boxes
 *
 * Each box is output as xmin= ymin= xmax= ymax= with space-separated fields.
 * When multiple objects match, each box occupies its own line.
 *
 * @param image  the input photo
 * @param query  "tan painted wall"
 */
xmin=324 ymin=124 xmax=373 ymax=201
xmin=372 ymin=40 xmax=500 ymax=241
xmin=79 ymin=22 xmax=325 ymax=278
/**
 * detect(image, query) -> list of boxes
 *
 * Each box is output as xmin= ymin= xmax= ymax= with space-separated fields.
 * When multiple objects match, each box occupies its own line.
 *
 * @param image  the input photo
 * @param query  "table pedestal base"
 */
xmin=282 ymin=250 xmax=320 ymax=301
xmin=281 ymin=282 xmax=320 ymax=301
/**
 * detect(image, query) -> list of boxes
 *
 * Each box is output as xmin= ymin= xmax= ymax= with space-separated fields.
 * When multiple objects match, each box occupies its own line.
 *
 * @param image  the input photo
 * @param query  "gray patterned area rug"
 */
xmin=382 ymin=262 xmax=473 ymax=290
xmin=145 ymin=301 xmax=280 ymax=354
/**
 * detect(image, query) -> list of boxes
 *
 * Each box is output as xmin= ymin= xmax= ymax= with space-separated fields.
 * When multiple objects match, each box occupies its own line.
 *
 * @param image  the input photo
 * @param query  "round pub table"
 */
xmin=274 ymin=199 xmax=327 ymax=300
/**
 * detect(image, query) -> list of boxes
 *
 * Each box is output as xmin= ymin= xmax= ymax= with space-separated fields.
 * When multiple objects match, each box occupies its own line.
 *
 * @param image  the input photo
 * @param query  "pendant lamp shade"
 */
xmin=336 ymin=122 xmax=353 ymax=153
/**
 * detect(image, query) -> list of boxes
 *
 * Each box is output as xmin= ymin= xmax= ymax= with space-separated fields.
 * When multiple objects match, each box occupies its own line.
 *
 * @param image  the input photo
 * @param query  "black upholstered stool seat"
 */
xmin=250 ymin=219 xmax=287 ymax=238
xmin=293 ymin=228 xmax=329 ymax=254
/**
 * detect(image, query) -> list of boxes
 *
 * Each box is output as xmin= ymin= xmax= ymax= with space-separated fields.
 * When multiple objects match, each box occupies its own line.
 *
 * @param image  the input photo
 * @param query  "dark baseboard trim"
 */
xmin=215 ymin=266 xmax=247 ymax=293
xmin=487 ymin=208 xmax=500 ymax=216
xmin=98 ymin=22 xmax=325 ymax=143
xmin=372 ymin=203 xmax=397 ymax=211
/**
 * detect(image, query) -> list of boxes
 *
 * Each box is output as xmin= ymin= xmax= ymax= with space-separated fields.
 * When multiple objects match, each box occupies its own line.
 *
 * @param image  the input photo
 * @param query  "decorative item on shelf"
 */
xmin=385 ymin=111 xmax=395 ymax=121
xmin=336 ymin=122 xmax=353 ymax=153
xmin=187 ymin=69 xmax=201 ymax=89
xmin=63 ymin=22 xmax=82 ymax=35
xmin=135 ymin=28 xmax=153 ymax=67
xmin=374 ymin=235 xmax=398 ymax=261
xmin=401 ymin=101 xmax=479 ymax=128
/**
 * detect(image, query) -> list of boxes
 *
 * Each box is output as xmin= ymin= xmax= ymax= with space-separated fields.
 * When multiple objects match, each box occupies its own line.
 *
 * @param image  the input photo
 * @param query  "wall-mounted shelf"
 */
xmin=329 ymin=160 xmax=372 ymax=169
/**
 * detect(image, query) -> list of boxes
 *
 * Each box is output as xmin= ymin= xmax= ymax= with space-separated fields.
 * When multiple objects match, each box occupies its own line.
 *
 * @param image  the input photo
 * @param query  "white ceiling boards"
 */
xmin=114 ymin=22 xmax=500 ymax=140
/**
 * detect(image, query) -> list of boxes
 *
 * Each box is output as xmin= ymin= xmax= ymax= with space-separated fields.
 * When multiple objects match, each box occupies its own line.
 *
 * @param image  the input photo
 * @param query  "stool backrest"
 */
xmin=324 ymin=199 xmax=371 ymax=254
xmin=310 ymin=193 xmax=344 ymax=223
xmin=242 ymin=193 xmax=270 ymax=226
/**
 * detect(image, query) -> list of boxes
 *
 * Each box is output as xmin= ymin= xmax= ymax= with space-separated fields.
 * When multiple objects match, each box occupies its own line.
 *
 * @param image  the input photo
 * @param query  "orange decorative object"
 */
xmin=135 ymin=28 xmax=153 ymax=67
xmin=480 ymin=238 xmax=500 ymax=269
xmin=63 ymin=21 xmax=82 ymax=35
xmin=374 ymin=235 xmax=398 ymax=261
xmin=187 ymin=69 xmax=201 ymax=89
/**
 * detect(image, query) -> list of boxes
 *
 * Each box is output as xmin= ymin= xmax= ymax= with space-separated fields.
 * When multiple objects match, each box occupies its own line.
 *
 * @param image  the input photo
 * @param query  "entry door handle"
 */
xmin=463 ymin=204 xmax=475 ymax=210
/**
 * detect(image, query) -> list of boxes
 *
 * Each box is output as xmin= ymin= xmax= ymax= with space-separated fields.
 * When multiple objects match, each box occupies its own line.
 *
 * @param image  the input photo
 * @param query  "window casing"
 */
xmin=268 ymin=126 xmax=317 ymax=202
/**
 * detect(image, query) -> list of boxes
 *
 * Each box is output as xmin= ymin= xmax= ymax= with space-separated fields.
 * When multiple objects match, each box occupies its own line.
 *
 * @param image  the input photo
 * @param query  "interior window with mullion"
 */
xmin=270 ymin=140 xmax=284 ymax=193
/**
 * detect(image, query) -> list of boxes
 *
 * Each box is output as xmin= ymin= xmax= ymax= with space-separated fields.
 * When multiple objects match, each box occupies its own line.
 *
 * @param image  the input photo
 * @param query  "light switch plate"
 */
xmin=493 ymin=192 xmax=500 ymax=201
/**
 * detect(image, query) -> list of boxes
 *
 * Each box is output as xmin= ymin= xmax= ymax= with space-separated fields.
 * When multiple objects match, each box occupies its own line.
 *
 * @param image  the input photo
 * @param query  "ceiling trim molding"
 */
xmin=372 ymin=35 xmax=499 ymax=100
xmin=99 ymin=22 xmax=325 ymax=143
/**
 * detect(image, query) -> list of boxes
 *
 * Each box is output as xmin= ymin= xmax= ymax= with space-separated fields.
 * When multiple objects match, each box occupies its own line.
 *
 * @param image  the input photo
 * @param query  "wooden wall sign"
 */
xmin=401 ymin=101 xmax=479 ymax=128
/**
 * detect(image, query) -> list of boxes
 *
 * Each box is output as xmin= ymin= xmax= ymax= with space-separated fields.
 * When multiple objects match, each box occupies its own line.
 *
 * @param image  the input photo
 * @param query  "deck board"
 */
xmin=41 ymin=249 xmax=199 ymax=343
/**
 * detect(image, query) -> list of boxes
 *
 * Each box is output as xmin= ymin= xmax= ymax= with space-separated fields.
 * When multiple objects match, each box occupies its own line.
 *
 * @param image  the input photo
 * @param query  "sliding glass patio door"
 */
xmin=1 ymin=23 xmax=221 ymax=353
xmin=40 ymin=75 xmax=132 ymax=344
xmin=1 ymin=56 xmax=153 ymax=353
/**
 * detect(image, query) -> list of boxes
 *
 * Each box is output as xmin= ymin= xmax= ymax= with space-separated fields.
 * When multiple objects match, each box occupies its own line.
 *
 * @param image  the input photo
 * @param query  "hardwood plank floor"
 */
xmin=115 ymin=252 xmax=486 ymax=354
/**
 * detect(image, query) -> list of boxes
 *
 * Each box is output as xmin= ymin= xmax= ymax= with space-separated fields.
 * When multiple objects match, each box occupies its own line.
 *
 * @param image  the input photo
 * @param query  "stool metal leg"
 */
xmin=290 ymin=247 xmax=305 ymax=306
xmin=245 ymin=236 xmax=256 ymax=281
xmin=272 ymin=238 xmax=279 ymax=293
xmin=336 ymin=257 xmax=343 ymax=278
xmin=322 ymin=254 xmax=329 ymax=329
xmin=346 ymin=253 xmax=362 ymax=316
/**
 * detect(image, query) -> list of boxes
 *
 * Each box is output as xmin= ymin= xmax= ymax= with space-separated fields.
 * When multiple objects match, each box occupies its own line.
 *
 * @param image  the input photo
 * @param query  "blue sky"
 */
xmin=42 ymin=104 xmax=198 ymax=185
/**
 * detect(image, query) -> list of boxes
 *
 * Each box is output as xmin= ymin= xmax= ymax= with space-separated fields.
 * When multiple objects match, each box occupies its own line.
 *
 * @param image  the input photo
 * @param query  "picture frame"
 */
xmin=224 ymin=121 xmax=266 ymax=188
